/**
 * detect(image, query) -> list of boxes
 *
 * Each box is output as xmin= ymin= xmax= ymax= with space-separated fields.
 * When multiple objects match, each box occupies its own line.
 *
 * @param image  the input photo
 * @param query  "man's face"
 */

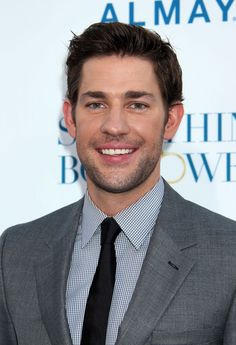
xmin=64 ymin=55 xmax=183 ymax=195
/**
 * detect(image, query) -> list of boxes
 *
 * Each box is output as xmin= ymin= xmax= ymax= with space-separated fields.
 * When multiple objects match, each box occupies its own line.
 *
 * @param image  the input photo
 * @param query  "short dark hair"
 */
xmin=66 ymin=22 xmax=183 ymax=114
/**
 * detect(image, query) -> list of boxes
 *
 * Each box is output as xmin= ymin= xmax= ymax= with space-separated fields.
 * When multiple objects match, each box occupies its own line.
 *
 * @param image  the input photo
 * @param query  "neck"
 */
xmin=87 ymin=175 xmax=160 ymax=216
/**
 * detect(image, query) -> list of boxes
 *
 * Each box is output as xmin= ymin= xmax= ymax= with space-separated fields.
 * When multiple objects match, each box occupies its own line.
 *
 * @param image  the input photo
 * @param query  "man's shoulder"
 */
xmin=159 ymin=182 xmax=236 ymax=263
xmin=186 ymin=197 xmax=236 ymax=233
xmin=163 ymin=181 xmax=236 ymax=238
xmin=1 ymin=198 xmax=84 ymax=250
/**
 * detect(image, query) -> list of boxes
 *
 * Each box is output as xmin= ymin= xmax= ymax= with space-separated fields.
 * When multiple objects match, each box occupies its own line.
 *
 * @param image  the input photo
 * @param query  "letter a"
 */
xmin=101 ymin=3 xmax=119 ymax=23
xmin=188 ymin=0 xmax=210 ymax=23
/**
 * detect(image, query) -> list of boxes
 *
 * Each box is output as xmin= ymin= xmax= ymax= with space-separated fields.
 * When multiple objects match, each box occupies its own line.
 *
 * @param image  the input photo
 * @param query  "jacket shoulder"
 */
xmin=1 ymin=199 xmax=84 ymax=252
xmin=165 ymin=181 xmax=235 ymax=224
xmin=162 ymin=181 xmax=236 ymax=245
xmin=184 ymin=197 xmax=236 ymax=233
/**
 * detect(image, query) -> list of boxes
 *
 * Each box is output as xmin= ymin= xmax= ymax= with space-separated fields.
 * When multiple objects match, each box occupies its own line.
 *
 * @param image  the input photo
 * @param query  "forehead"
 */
xmin=78 ymin=55 xmax=161 ymax=96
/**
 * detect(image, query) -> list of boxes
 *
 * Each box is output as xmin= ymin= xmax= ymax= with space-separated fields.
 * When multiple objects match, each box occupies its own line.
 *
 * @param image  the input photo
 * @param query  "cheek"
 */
xmin=77 ymin=116 xmax=95 ymax=131
xmin=76 ymin=117 xmax=101 ymax=145
xmin=134 ymin=120 xmax=163 ymax=140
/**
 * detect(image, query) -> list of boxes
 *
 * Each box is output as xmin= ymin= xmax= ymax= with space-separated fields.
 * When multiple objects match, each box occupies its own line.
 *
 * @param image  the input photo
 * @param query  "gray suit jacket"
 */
xmin=1 ymin=182 xmax=236 ymax=345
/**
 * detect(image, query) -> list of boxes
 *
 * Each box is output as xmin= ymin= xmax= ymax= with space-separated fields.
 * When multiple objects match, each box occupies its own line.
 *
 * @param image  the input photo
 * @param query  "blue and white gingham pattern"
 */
xmin=66 ymin=177 xmax=164 ymax=345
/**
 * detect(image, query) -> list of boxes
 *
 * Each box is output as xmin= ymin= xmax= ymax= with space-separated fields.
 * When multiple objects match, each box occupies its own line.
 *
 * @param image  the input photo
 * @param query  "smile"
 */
xmin=99 ymin=148 xmax=134 ymax=155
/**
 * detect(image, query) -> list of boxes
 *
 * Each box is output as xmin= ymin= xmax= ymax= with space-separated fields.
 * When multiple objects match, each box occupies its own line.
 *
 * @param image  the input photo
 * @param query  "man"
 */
xmin=0 ymin=22 xmax=236 ymax=345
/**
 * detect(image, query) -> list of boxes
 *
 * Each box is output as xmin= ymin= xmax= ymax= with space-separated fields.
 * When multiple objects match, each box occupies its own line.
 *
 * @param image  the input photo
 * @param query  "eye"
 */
xmin=86 ymin=102 xmax=106 ymax=110
xmin=128 ymin=103 xmax=149 ymax=111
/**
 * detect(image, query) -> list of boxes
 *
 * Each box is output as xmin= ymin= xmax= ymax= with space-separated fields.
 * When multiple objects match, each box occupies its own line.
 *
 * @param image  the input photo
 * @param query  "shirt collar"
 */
xmin=81 ymin=177 xmax=164 ymax=249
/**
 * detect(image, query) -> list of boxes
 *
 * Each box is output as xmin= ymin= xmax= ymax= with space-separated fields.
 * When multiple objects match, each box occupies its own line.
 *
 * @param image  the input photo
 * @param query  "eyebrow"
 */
xmin=80 ymin=90 xmax=155 ymax=100
xmin=124 ymin=91 xmax=155 ymax=99
xmin=80 ymin=91 xmax=106 ymax=99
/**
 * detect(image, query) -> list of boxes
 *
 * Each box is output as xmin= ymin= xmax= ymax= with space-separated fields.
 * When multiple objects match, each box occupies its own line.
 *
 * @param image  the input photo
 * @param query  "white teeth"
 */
xmin=101 ymin=148 xmax=133 ymax=155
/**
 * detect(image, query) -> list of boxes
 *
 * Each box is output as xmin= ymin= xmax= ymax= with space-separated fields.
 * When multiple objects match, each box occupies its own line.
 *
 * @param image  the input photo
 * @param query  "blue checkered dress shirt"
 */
xmin=66 ymin=177 xmax=164 ymax=345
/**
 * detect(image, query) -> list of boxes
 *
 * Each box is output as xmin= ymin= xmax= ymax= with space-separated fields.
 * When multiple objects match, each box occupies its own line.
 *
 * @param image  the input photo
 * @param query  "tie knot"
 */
xmin=101 ymin=218 xmax=121 ymax=245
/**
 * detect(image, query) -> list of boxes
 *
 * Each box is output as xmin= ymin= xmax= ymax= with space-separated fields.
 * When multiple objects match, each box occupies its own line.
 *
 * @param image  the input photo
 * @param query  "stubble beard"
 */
xmin=78 ymin=136 xmax=164 ymax=194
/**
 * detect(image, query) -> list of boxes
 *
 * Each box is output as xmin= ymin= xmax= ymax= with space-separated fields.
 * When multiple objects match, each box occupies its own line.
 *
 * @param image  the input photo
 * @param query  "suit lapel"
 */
xmin=116 ymin=182 xmax=197 ymax=345
xmin=34 ymin=200 xmax=83 ymax=345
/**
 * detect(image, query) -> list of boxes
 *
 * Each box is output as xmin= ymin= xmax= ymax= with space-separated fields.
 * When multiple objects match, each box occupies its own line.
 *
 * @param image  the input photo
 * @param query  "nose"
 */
xmin=100 ymin=106 xmax=130 ymax=136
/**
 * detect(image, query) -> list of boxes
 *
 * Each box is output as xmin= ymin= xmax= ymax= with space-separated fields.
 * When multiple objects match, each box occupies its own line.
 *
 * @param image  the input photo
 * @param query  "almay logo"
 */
xmin=101 ymin=0 xmax=235 ymax=26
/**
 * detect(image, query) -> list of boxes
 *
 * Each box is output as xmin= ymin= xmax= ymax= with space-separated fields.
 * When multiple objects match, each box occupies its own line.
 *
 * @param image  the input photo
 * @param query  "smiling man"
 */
xmin=1 ymin=23 xmax=236 ymax=345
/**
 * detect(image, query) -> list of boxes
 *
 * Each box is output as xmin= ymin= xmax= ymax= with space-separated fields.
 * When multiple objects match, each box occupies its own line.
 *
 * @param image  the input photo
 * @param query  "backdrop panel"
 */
xmin=1 ymin=0 xmax=236 ymax=232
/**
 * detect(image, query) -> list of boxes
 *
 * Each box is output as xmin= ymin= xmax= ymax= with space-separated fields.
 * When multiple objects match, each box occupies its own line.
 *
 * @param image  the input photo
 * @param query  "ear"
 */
xmin=63 ymin=99 xmax=76 ymax=138
xmin=163 ymin=103 xmax=184 ymax=140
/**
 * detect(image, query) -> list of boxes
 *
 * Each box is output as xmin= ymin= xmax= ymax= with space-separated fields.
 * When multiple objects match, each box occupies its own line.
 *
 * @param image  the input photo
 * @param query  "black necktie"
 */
xmin=81 ymin=217 xmax=121 ymax=345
